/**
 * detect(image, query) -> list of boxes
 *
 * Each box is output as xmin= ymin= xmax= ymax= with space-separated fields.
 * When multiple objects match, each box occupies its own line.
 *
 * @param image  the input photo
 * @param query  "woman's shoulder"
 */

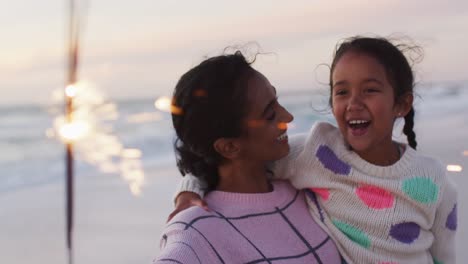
xmin=157 ymin=208 xmax=220 ymax=263
xmin=164 ymin=206 xmax=215 ymax=233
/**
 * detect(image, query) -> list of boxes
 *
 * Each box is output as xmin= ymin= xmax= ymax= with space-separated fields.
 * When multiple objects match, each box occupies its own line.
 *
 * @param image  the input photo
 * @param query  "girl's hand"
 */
xmin=167 ymin=192 xmax=210 ymax=222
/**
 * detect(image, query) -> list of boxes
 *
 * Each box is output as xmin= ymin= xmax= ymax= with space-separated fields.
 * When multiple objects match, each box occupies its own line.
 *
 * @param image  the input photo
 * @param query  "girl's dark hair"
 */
xmin=171 ymin=51 xmax=255 ymax=191
xmin=329 ymin=36 xmax=420 ymax=149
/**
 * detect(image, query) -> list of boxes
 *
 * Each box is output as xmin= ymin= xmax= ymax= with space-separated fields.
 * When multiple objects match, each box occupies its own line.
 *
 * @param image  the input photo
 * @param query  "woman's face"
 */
xmin=237 ymin=70 xmax=294 ymax=162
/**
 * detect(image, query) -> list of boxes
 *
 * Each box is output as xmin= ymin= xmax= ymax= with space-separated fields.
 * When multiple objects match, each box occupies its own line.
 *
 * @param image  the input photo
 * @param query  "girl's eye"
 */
xmin=366 ymin=88 xmax=379 ymax=93
xmin=334 ymin=89 xmax=347 ymax=96
xmin=266 ymin=111 xmax=276 ymax=121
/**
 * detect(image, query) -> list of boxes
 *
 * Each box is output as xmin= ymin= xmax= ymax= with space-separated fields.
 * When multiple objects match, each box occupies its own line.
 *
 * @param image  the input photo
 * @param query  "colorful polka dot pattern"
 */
xmin=446 ymin=204 xmax=457 ymax=231
xmin=389 ymin=222 xmax=420 ymax=244
xmin=402 ymin=177 xmax=439 ymax=204
xmin=310 ymin=188 xmax=330 ymax=201
xmin=356 ymin=185 xmax=394 ymax=209
xmin=314 ymin=145 xmax=452 ymax=260
xmin=332 ymin=219 xmax=371 ymax=249
xmin=316 ymin=145 xmax=351 ymax=175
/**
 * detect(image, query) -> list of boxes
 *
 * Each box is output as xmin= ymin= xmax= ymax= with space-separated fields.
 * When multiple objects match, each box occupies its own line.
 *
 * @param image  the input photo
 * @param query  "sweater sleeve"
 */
xmin=270 ymin=133 xmax=307 ymax=180
xmin=154 ymin=229 xmax=218 ymax=264
xmin=173 ymin=174 xmax=207 ymax=202
xmin=430 ymin=176 xmax=458 ymax=264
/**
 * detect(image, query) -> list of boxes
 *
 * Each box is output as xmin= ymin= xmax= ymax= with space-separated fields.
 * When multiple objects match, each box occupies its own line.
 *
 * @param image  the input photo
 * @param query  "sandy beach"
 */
xmin=0 ymin=88 xmax=466 ymax=264
xmin=0 ymin=163 xmax=180 ymax=263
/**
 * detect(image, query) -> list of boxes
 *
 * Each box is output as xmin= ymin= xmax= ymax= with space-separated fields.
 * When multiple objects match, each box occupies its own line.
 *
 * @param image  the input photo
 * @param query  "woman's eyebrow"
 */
xmin=261 ymin=97 xmax=277 ymax=117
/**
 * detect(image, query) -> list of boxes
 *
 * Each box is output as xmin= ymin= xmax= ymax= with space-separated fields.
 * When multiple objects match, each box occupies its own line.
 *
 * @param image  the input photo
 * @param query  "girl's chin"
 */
xmin=344 ymin=140 xmax=369 ymax=153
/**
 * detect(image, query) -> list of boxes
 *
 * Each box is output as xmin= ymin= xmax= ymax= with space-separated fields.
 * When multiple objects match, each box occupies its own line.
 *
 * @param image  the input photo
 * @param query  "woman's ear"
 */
xmin=396 ymin=93 xmax=414 ymax=117
xmin=213 ymin=138 xmax=241 ymax=160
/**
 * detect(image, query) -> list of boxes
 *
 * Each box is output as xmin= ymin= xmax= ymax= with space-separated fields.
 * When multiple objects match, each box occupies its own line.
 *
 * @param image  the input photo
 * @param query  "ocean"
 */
xmin=1 ymin=83 xmax=466 ymax=193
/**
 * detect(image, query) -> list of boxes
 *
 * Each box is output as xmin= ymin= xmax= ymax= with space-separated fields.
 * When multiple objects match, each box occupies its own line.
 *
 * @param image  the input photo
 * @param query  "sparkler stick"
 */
xmin=65 ymin=0 xmax=80 ymax=263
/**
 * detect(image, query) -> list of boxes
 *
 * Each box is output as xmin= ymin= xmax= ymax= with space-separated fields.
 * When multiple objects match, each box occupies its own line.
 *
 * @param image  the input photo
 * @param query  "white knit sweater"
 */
xmin=177 ymin=122 xmax=457 ymax=264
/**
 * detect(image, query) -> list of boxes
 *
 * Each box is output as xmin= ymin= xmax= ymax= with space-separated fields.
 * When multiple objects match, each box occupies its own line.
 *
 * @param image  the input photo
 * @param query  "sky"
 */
xmin=1 ymin=0 xmax=467 ymax=105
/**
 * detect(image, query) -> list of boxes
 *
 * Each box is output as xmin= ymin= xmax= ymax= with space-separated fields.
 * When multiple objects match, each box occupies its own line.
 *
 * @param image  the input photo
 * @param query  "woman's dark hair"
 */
xmin=329 ymin=36 xmax=421 ymax=149
xmin=171 ymin=51 xmax=256 ymax=191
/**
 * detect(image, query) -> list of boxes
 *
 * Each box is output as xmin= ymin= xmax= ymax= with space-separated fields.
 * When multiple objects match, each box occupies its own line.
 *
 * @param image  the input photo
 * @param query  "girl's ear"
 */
xmin=213 ymin=138 xmax=241 ymax=160
xmin=395 ymin=93 xmax=414 ymax=117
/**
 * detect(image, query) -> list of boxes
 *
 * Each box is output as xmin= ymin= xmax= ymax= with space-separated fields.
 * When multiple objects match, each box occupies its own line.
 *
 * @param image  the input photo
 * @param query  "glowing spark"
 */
xmin=247 ymin=119 xmax=266 ymax=128
xmin=287 ymin=123 xmax=296 ymax=129
xmin=59 ymin=121 xmax=90 ymax=141
xmin=49 ymin=80 xmax=145 ymax=196
xmin=193 ymin=89 xmax=207 ymax=97
xmin=99 ymin=162 xmax=119 ymax=174
xmin=155 ymin=96 xmax=172 ymax=112
xmin=170 ymin=105 xmax=183 ymax=115
xmin=127 ymin=112 xmax=162 ymax=123
xmin=447 ymin=165 xmax=463 ymax=172
xmin=65 ymin=85 xmax=77 ymax=97
xmin=155 ymin=96 xmax=183 ymax=115
xmin=122 ymin=149 xmax=142 ymax=159
xmin=277 ymin=122 xmax=288 ymax=130
xmin=130 ymin=180 xmax=143 ymax=196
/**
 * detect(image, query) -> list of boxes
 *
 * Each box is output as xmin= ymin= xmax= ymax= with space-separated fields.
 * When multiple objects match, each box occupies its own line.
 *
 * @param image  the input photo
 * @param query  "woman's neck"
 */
xmin=216 ymin=161 xmax=272 ymax=193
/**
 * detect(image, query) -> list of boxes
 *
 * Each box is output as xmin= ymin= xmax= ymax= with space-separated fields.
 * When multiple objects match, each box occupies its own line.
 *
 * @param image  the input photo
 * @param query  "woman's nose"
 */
xmin=277 ymin=107 xmax=294 ymax=130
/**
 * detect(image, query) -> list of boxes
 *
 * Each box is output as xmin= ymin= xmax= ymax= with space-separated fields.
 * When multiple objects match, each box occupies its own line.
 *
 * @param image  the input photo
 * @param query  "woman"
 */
xmin=154 ymin=51 xmax=341 ymax=263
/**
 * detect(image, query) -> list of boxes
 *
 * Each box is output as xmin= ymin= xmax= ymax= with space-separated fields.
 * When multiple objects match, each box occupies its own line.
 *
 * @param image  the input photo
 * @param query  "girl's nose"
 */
xmin=346 ymin=94 xmax=365 ymax=112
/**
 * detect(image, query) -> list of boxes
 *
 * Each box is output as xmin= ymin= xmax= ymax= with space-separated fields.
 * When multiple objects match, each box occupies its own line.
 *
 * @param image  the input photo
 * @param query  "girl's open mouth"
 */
xmin=348 ymin=120 xmax=371 ymax=136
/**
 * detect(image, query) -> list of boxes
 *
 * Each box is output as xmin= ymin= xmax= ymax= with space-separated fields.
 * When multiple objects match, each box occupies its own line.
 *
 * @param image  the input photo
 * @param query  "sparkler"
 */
xmin=447 ymin=164 xmax=463 ymax=172
xmin=65 ymin=0 xmax=81 ymax=262
xmin=56 ymin=1 xmax=147 ymax=262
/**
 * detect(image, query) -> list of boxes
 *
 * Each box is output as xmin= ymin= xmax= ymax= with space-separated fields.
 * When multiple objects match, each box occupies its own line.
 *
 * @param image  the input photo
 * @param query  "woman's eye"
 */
xmin=266 ymin=112 xmax=276 ymax=121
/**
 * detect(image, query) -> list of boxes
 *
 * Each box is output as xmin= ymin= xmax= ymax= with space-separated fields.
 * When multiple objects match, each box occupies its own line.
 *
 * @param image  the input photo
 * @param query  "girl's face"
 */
xmin=331 ymin=51 xmax=408 ymax=163
xmin=237 ymin=70 xmax=294 ymax=162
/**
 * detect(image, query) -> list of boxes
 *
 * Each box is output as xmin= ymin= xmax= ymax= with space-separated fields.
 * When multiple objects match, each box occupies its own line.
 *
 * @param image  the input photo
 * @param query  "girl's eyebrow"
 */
xmin=362 ymin=78 xmax=384 ymax=85
xmin=332 ymin=80 xmax=347 ymax=88
xmin=333 ymin=78 xmax=383 ymax=88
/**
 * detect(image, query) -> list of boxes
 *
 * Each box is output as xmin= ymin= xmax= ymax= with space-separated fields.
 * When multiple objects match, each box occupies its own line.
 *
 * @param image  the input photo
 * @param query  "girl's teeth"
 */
xmin=349 ymin=120 xmax=368 ymax=125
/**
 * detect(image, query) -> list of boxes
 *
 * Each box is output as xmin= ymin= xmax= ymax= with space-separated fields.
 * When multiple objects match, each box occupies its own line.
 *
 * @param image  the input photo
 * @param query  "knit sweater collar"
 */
xmin=204 ymin=181 xmax=292 ymax=212
xmin=316 ymin=121 xmax=417 ymax=178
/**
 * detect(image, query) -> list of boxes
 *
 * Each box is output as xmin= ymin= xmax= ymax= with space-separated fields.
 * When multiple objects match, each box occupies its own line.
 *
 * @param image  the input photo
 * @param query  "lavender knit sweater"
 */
xmin=155 ymin=181 xmax=341 ymax=263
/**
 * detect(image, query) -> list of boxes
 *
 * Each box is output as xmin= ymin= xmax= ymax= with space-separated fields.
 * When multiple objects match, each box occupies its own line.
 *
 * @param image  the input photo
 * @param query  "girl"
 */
xmin=172 ymin=37 xmax=458 ymax=264
xmin=156 ymin=52 xmax=341 ymax=263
